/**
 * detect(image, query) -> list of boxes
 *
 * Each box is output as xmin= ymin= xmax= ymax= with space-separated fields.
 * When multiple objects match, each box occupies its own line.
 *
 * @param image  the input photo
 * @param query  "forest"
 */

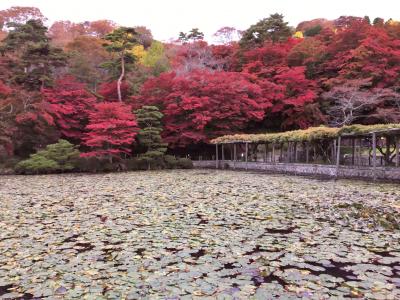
xmin=1 ymin=6 xmax=400 ymax=173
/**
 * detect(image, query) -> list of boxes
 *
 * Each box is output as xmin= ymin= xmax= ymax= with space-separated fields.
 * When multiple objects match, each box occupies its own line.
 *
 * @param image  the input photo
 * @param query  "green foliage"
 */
xmin=101 ymin=27 xmax=138 ymax=78
xmin=304 ymin=25 xmax=322 ymax=37
xmin=338 ymin=124 xmax=400 ymax=135
xmin=240 ymin=13 xmax=293 ymax=47
xmin=42 ymin=139 xmax=80 ymax=170
xmin=212 ymin=123 xmax=400 ymax=144
xmin=15 ymin=139 xmax=79 ymax=174
xmin=178 ymin=28 xmax=204 ymax=42
xmin=16 ymin=153 xmax=59 ymax=174
xmin=141 ymin=41 xmax=170 ymax=76
xmin=0 ymin=19 xmax=67 ymax=90
xmin=135 ymin=106 xmax=167 ymax=167
xmin=177 ymin=158 xmax=193 ymax=169
xmin=163 ymin=155 xmax=179 ymax=169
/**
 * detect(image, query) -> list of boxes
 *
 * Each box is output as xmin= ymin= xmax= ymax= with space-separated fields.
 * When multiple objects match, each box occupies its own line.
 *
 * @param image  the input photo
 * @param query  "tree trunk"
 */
xmin=117 ymin=52 xmax=125 ymax=102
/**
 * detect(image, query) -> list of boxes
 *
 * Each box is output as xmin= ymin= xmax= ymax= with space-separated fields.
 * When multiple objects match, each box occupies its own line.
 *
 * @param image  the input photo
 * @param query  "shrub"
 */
xmin=15 ymin=139 xmax=79 ymax=174
xmin=125 ymin=158 xmax=148 ymax=171
xmin=164 ymin=155 xmax=179 ymax=169
xmin=16 ymin=153 xmax=60 ymax=174
xmin=177 ymin=158 xmax=193 ymax=169
xmin=76 ymin=157 xmax=104 ymax=172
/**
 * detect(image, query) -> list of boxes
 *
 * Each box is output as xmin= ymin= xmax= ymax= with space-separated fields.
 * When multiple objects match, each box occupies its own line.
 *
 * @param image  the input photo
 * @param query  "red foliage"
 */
xmin=136 ymin=70 xmax=268 ymax=148
xmin=98 ymin=81 xmax=130 ymax=102
xmin=82 ymin=102 xmax=138 ymax=159
xmin=43 ymin=76 xmax=97 ymax=142
xmin=0 ymin=81 xmax=11 ymax=97
xmin=326 ymin=27 xmax=400 ymax=88
xmin=242 ymin=40 xmax=321 ymax=129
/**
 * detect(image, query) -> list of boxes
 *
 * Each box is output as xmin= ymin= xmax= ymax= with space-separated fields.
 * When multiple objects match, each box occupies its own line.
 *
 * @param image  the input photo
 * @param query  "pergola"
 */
xmin=211 ymin=124 xmax=400 ymax=180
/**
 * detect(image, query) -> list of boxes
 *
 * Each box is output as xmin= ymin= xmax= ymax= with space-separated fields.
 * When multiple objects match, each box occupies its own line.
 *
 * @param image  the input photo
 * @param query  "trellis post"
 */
xmin=264 ymin=143 xmax=267 ymax=162
xmin=245 ymin=142 xmax=249 ymax=170
xmin=396 ymin=136 xmax=400 ymax=167
xmin=221 ymin=144 xmax=225 ymax=169
xmin=306 ymin=143 xmax=309 ymax=163
xmin=336 ymin=136 xmax=341 ymax=178
xmin=215 ymin=143 xmax=219 ymax=169
xmin=233 ymin=143 xmax=237 ymax=169
xmin=372 ymin=132 xmax=377 ymax=181
xmin=272 ymin=144 xmax=275 ymax=163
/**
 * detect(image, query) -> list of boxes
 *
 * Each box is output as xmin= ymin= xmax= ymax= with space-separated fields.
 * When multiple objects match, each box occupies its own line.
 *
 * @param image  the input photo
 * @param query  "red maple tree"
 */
xmin=136 ymin=70 xmax=268 ymax=148
xmin=43 ymin=76 xmax=97 ymax=143
xmin=81 ymin=102 xmax=138 ymax=160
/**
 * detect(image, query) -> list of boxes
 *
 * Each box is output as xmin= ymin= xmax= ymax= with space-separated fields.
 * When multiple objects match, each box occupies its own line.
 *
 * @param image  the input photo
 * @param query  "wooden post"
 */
xmin=351 ymin=138 xmax=355 ymax=165
xmin=385 ymin=136 xmax=390 ymax=167
xmin=279 ymin=144 xmax=283 ymax=162
xmin=358 ymin=138 xmax=362 ymax=166
xmin=221 ymin=144 xmax=225 ymax=169
xmin=272 ymin=144 xmax=275 ymax=163
xmin=396 ymin=136 xmax=399 ymax=167
xmin=306 ymin=143 xmax=309 ymax=163
xmin=294 ymin=142 xmax=298 ymax=163
xmin=372 ymin=133 xmax=377 ymax=181
xmin=264 ymin=143 xmax=267 ymax=162
xmin=245 ymin=142 xmax=248 ymax=170
xmin=313 ymin=145 xmax=316 ymax=163
xmin=286 ymin=142 xmax=291 ymax=163
xmin=233 ymin=143 xmax=237 ymax=169
xmin=336 ymin=136 xmax=341 ymax=178
xmin=333 ymin=139 xmax=337 ymax=164
xmin=216 ymin=143 xmax=219 ymax=169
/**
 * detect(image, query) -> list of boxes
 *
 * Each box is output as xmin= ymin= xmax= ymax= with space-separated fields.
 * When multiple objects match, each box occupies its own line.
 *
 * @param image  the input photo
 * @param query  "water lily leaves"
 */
xmin=0 ymin=170 xmax=399 ymax=298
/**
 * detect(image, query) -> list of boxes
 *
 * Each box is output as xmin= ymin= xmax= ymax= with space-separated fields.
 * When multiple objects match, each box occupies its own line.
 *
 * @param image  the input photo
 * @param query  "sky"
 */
xmin=1 ymin=0 xmax=399 ymax=42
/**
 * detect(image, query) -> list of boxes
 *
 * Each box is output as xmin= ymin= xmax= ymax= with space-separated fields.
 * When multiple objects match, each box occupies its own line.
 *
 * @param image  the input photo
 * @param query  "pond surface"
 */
xmin=0 ymin=170 xmax=399 ymax=299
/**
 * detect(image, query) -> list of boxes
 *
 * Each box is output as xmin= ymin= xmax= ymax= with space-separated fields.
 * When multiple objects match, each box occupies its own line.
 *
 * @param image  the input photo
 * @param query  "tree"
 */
xmin=241 ymin=40 xmax=322 ymax=129
xmin=0 ymin=19 xmax=67 ymax=90
xmin=240 ymin=13 xmax=293 ymax=48
xmin=322 ymin=79 xmax=395 ymax=126
xmin=98 ymin=81 xmax=130 ymax=102
xmin=171 ymin=41 xmax=223 ymax=75
xmin=0 ymin=81 xmax=13 ymax=156
xmin=43 ymin=76 xmax=97 ymax=143
xmin=178 ymin=28 xmax=204 ymax=43
xmin=213 ymin=26 xmax=242 ymax=45
xmin=134 ymin=26 xmax=153 ymax=48
xmin=65 ymin=35 xmax=111 ymax=91
xmin=140 ymin=41 xmax=170 ymax=76
xmin=134 ymin=106 xmax=167 ymax=168
xmin=82 ymin=102 xmax=139 ymax=161
xmin=136 ymin=70 xmax=268 ymax=148
xmin=0 ymin=6 xmax=46 ymax=30
xmin=102 ymin=27 xmax=138 ymax=102
xmin=16 ymin=139 xmax=79 ymax=173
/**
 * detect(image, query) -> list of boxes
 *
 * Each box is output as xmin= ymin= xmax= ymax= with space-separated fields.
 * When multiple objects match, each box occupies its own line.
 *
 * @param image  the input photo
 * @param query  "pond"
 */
xmin=0 ymin=170 xmax=399 ymax=299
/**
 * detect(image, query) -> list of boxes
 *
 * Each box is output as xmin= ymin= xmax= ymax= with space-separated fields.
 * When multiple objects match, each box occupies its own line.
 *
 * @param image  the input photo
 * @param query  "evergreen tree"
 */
xmin=102 ymin=27 xmax=138 ymax=101
xmin=135 ymin=106 xmax=167 ymax=168
xmin=240 ymin=13 xmax=293 ymax=48
xmin=0 ymin=19 xmax=67 ymax=90
xmin=16 ymin=139 xmax=79 ymax=173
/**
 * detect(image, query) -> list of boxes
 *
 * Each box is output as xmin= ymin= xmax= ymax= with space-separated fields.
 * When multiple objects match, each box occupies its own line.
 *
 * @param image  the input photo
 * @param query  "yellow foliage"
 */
xmin=211 ymin=123 xmax=400 ymax=144
xmin=130 ymin=45 xmax=146 ymax=61
xmin=293 ymin=31 xmax=304 ymax=39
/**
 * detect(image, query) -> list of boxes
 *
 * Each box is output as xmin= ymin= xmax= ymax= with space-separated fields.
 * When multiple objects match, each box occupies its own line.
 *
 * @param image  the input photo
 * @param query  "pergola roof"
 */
xmin=211 ymin=124 xmax=400 ymax=144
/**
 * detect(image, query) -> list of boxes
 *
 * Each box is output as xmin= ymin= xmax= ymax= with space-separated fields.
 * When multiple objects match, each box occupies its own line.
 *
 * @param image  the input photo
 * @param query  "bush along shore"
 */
xmin=0 ymin=139 xmax=193 ymax=175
